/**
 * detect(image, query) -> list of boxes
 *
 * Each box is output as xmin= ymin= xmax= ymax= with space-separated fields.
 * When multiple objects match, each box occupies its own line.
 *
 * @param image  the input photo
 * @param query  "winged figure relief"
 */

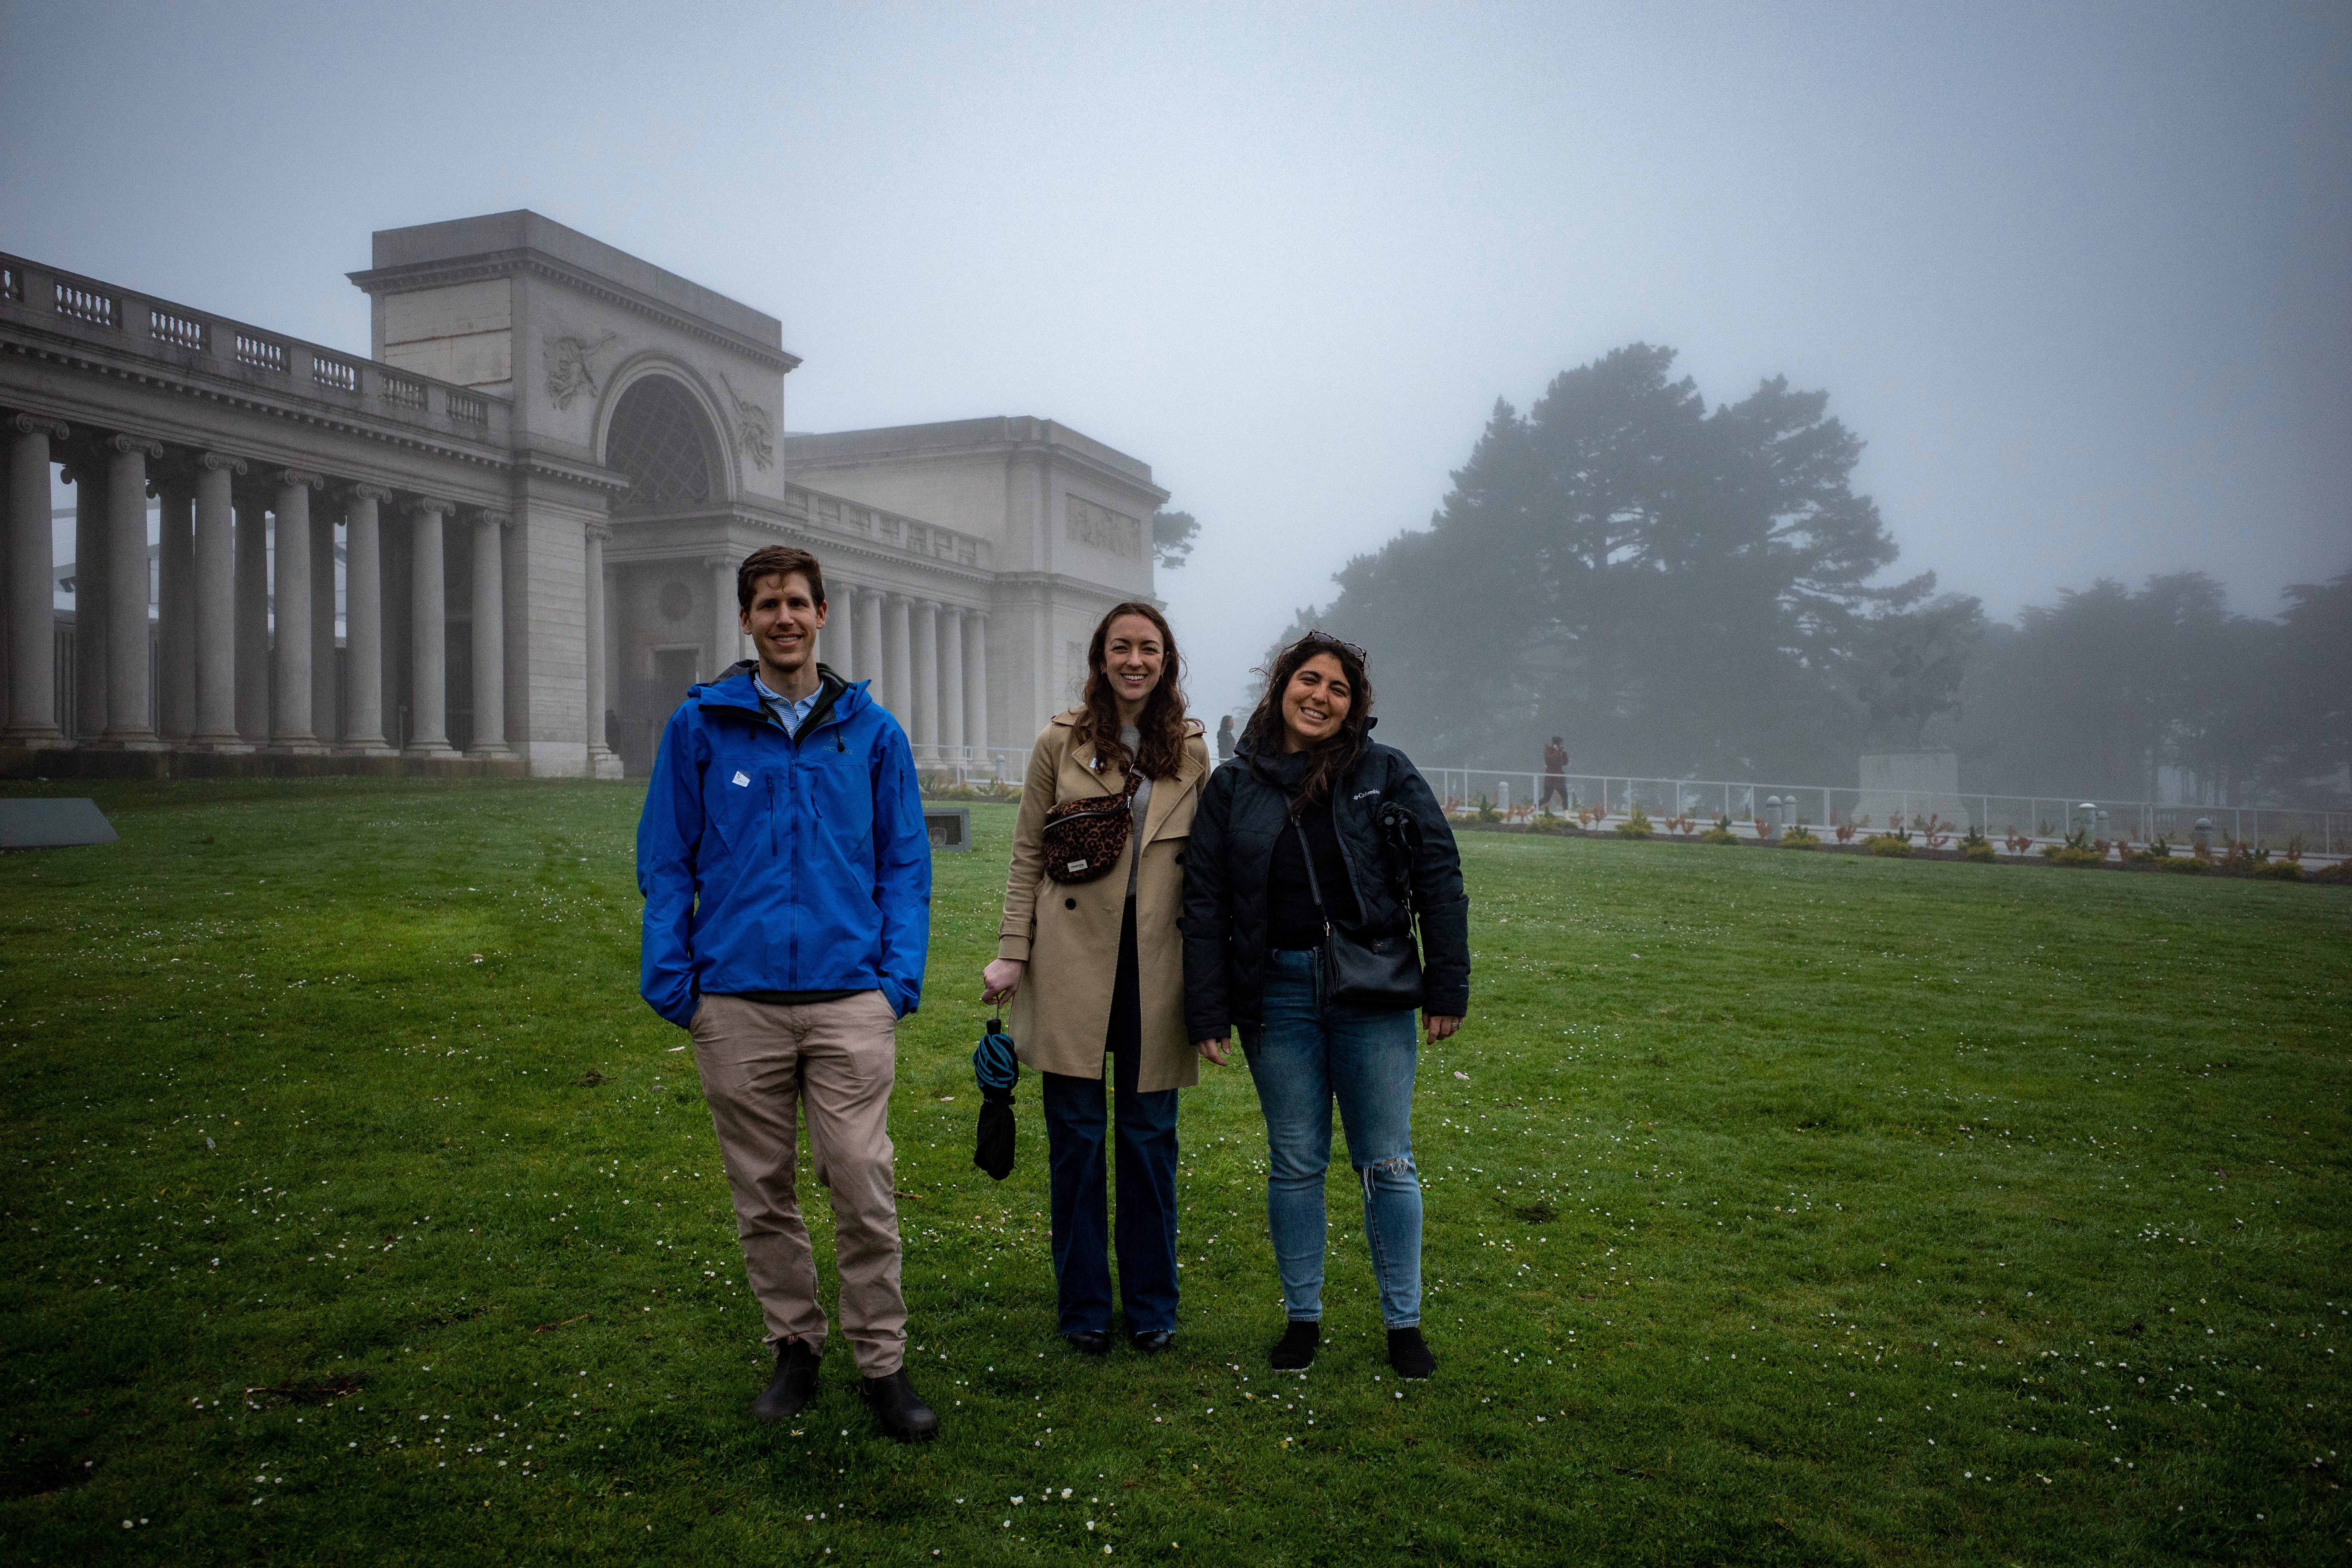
xmin=543 ymin=332 xmax=618 ymax=410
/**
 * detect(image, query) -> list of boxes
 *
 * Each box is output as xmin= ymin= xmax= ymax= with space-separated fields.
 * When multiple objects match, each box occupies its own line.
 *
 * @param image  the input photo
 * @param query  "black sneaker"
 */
xmin=1270 ymin=1319 xmax=1320 ymax=1370
xmin=1387 ymin=1325 xmax=1435 ymax=1379
xmin=860 ymin=1368 xmax=940 ymax=1443
xmin=750 ymin=1338 xmax=820 ymax=1424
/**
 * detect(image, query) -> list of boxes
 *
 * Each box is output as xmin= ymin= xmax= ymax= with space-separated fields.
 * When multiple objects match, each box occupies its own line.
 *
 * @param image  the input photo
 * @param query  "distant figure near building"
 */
xmin=1540 ymin=736 xmax=1568 ymax=812
xmin=1216 ymin=715 xmax=1236 ymax=763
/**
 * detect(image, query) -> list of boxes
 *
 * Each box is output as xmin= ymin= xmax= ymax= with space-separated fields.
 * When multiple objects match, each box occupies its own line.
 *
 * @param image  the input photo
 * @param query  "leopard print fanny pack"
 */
xmin=1040 ymin=772 xmax=1141 ymax=884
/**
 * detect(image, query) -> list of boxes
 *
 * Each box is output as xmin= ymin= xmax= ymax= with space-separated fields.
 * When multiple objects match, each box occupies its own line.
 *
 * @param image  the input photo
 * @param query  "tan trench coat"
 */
xmin=995 ymin=710 xmax=1209 ymax=1093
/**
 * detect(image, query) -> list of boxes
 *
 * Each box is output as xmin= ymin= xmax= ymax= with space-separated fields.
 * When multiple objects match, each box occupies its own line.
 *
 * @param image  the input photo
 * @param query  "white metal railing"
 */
xmin=911 ymin=745 xmax=1032 ymax=788
xmin=1418 ymin=767 xmax=2350 ymax=856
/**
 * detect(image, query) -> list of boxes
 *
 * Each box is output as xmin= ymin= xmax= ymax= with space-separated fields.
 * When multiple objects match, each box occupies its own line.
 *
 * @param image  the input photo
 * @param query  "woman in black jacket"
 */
xmin=1183 ymin=632 xmax=1470 ymax=1377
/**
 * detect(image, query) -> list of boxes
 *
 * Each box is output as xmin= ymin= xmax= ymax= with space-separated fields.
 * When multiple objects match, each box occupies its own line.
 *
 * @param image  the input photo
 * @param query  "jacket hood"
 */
xmin=1230 ymin=716 xmax=1378 ymax=769
xmin=692 ymin=662 xmax=869 ymax=724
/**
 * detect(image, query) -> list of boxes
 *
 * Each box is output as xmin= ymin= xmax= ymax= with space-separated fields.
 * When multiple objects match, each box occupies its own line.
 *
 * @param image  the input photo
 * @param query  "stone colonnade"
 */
xmin=813 ymin=578 xmax=989 ymax=760
xmin=0 ymin=410 xmax=559 ymax=760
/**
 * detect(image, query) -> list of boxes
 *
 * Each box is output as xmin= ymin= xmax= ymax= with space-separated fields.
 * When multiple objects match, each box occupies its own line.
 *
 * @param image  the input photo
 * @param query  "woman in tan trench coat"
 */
xmin=980 ymin=601 xmax=1209 ymax=1356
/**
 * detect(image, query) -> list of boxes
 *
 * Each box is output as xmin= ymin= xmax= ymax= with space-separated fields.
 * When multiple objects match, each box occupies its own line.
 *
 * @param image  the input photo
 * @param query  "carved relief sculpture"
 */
xmin=1065 ymin=494 xmax=1143 ymax=559
xmin=543 ymin=332 xmax=617 ymax=409
xmin=721 ymin=374 xmax=775 ymax=471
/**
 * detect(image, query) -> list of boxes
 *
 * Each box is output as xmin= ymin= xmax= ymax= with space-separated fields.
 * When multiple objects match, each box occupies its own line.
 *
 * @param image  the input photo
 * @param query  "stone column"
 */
xmin=98 ymin=434 xmax=164 ymax=748
xmin=709 ymin=555 xmax=740 ymax=681
xmin=911 ymin=598 xmax=940 ymax=755
xmin=269 ymin=468 xmax=323 ymax=751
xmin=963 ymin=610 xmax=990 ymax=757
xmin=824 ymin=577 xmax=853 ymax=679
xmin=404 ymin=499 xmax=457 ymax=757
xmin=583 ymin=524 xmax=614 ymax=770
xmin=854 ymin=586 xmax=883 ymax=691
xmin=940 ymin=605 xmax=967 ymax=754
xmin=156 ymin=472 xmax=194 ymax=741
xmin=233 ymin=486 xmax=269 ymax=743
xmin=4 ymin=413 xmax=67 ymax=747
xmin=309 ymin=498 xmax=339 ymax=746
xmin=467 ymin=511 xmax=510 ymax=757
xmin=190 ymin=454 xmax=246 ymax=750
xmin=340 ymin=484 xmax=392 ymax=753
xmin=69 ymin=456 xmax=107 ymax=740
xmin=882 ymin=592 xmax=913 ymax=724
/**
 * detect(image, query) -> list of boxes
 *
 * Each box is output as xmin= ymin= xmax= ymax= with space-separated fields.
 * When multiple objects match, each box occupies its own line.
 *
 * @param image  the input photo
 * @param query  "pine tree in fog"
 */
xmin=1304 ymin=344 xmax=1962 ymax=778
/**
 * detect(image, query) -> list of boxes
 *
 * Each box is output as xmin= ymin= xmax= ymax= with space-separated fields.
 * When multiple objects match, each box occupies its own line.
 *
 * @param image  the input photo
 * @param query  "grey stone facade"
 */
xmin=0 ymin=211 xmax=1164 ymax=778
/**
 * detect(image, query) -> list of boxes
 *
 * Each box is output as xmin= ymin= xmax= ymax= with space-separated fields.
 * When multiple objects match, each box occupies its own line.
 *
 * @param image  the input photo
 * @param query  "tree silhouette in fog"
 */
xmin=1306 ymin=344 xmax=1962 ymax=779
xmin=1947 ymin=569 xmax=2349 ymax=808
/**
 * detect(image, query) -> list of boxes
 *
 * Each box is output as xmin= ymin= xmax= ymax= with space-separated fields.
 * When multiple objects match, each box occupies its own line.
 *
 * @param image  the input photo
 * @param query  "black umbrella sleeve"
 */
xmin=973 ymin=1085 xmax=1016 ymax=1181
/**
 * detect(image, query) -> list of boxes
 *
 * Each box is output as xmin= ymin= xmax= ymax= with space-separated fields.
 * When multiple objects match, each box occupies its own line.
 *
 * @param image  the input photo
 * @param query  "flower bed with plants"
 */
xmin=1439 ymin=802 xmax=2347 ymax=882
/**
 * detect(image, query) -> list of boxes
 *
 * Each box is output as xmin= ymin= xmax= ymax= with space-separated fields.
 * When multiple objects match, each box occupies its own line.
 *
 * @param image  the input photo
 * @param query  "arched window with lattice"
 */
xmin=604 ymin=376 xmax=720 ymax=513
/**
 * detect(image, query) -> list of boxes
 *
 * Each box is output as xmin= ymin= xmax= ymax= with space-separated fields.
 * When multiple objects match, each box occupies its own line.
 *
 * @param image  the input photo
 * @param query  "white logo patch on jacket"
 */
xmin=731 ymin=770 xmax=751 ymax=788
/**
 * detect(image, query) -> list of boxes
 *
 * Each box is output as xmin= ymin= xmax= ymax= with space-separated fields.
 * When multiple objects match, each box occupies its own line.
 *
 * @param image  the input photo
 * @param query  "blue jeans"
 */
xmin=1040 ymin=900 xmax=1180 ymax=1335
xmin=1243 ymin=948 xmax=1423 ymax=1328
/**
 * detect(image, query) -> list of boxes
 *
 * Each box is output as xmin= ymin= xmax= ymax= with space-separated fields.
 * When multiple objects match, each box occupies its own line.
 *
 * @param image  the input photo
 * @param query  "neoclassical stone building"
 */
xmin=0 ymin=211 xmax=1165 ymax=778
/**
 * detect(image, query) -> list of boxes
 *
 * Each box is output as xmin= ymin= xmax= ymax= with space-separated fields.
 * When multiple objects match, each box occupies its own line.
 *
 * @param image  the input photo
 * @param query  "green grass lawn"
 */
xmin=2 ymin=779 xmax=2347 ymax=1566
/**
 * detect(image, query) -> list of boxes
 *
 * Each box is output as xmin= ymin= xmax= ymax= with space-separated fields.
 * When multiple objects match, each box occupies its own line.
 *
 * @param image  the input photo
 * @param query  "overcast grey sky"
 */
xmin=4 ymin=0 xmax=2345 ymax=721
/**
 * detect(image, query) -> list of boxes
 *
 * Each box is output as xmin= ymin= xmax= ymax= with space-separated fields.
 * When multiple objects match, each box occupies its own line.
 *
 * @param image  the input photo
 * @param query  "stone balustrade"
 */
xmin=784 ymin=484 xmax=992 ymax=572
xmin=0 ymin=251 xmax=512 ymax=449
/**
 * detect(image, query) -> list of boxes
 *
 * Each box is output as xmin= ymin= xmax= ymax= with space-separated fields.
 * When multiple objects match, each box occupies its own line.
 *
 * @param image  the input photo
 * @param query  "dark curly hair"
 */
xmin=1071 ymin=602 xmax=1192 ymax=780
xmin=1244 ymin=632 xmax=1374 ymax=811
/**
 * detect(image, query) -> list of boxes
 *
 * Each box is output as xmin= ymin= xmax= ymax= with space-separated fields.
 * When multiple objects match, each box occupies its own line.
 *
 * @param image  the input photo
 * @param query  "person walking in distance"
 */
xmin=1216 ymin=714 xmax=1236 ymax=764
xmin=1184 ymin=632 xmax=1470 ymax=1377
xmin=636 ymin=544 xmax=940 ymax=1441
xmin=1541 ymin=735 xmax=1568 ymax=814
xmin=982 ymin=603 xmax=1211 ymax=1356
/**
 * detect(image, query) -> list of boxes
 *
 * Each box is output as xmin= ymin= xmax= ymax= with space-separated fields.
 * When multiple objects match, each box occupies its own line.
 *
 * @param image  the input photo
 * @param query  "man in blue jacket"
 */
xmin=637 ymin=544 xmax=938 ymax=1442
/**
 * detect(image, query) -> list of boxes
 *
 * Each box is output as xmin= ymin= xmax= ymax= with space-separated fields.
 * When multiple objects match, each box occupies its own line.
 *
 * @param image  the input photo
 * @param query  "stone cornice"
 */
xmin=513 ymin=446 xmax=630 ymax=495
xmin=1 ymin=333 xmax=514 ymax=479
xmin=348 ymin=250 xmax=802 ymax=376
xmin=989 ymin=571 xmax=1144 ymax=606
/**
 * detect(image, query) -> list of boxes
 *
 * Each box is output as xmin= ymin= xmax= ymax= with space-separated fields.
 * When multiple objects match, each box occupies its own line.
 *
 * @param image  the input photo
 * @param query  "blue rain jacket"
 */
xmin=636 ymin=663 xmax=931 ymax=1028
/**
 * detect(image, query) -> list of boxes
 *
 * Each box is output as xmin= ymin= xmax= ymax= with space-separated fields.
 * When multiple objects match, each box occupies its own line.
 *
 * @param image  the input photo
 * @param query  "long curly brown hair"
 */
xmin=1071 ymin=602 xmax=1192 ymax=779
xmin=1244 ymin=632 xmax=1375 ymax=811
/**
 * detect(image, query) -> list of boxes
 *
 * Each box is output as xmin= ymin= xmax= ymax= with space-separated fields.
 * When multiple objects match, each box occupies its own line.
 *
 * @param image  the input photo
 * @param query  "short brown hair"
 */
xmin=736 ymin=545 xmax=826 ymax=612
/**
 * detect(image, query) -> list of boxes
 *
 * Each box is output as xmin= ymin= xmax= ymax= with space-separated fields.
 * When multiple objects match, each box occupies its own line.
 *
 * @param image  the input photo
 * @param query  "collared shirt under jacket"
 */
xmin=996 ymin=710 xmax=1210 ymax=1093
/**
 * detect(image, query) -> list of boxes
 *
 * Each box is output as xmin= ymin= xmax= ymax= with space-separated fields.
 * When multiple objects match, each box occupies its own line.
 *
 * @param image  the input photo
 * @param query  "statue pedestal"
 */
xmin=1857 ymin=751 xmax=1971 ymax=832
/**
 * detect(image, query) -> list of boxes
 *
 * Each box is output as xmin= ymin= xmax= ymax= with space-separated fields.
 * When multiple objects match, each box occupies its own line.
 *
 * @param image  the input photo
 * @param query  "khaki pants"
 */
xmin=689 ymin=989 xmax=906 ymax=1377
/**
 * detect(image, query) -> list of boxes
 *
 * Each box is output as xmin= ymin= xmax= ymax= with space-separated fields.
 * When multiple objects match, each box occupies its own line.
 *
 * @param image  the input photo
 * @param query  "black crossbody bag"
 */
xmin=1292 ymin=811 xmax=1425 ymax=1011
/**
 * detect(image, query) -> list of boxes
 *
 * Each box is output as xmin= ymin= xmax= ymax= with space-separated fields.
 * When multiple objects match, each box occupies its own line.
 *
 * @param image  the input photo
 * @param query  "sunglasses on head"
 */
xmin=1299 ymin=629 xmax=1368 ymax=662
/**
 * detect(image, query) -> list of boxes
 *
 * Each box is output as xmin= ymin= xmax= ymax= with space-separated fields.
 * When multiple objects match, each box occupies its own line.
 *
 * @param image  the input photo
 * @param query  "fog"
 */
xmin=3 ymin=0 xmax=2344 ymax=743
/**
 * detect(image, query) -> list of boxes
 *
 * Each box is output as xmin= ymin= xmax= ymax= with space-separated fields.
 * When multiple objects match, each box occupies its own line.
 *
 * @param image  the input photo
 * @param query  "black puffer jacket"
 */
xmin=1182 ymin=733 xmax=1470 ymax=1038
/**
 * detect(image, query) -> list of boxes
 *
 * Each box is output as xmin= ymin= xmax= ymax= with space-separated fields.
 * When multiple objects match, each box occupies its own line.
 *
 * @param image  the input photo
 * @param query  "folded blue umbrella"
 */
xmin=972 ymin=1015 xmax=1018 ymax=1181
